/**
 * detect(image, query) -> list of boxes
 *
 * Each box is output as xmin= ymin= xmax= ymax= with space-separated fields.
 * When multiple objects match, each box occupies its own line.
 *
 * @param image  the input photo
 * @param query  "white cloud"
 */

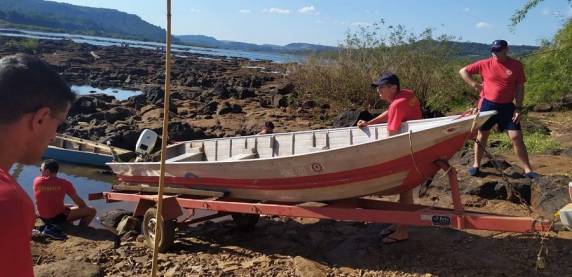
xmin=239 ymin=9 xmax=251 ymax=14
xmin=464 ymin=7 xmax=470 ymax=12
xmin=190 ymin=8 xmax=200 ymax=13
xmin=315 ymin=19 xmax=324 ymax=24
xmin=350 ymin=22 xmax=370 ymax=27
xmin=299 ymin=6 xmax=318 ymax=15
xmin=475 ymin=21 xmax=492 ymax=29
xmin=542 ymin=7 xmax=551 ymax=15
xmin=263 ymin=8 xmax=290 ymax=14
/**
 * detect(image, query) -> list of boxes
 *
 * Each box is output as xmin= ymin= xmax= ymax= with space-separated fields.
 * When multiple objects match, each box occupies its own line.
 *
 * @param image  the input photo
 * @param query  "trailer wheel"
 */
xmin=231 ymin=213 xmax=260 ymax=230
xmin=143 ymin=207 xmax=176 ymax=253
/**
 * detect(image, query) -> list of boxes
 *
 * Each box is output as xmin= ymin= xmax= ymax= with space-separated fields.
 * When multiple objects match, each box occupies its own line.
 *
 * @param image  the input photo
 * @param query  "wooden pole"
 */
xmin=151 ymin=0 xmax=171 ymax=276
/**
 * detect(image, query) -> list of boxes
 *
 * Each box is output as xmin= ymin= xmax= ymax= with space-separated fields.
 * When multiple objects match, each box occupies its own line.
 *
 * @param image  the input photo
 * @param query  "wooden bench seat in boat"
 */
xmin=225 ymin=148 xmax=258 ymax=161
xmin=166 ymin=148 xmax=204 ymax=162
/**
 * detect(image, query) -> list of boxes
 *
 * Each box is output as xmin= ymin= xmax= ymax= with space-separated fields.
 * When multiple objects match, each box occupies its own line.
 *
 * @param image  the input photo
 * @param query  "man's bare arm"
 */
xmin=69 ymin=194 xmax=87 ymax=208
xmin=514 ymin=84 xmax=524 ymax=108
xmin=459 ymin=67 xmax=482 ymax=92
xmin=357 ymin=110 xmax=388 ymax=127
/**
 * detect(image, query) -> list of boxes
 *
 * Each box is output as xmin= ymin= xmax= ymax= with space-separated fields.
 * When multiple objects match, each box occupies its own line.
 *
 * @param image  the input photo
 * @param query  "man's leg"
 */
xmin=382 ymin=190 xmax=413 ymax=243
xmin=507 ymin=130 xmax=534 ymax=173
xmin=67 ymin=206 xmax=97 ymax=227
xmin=473 ymin=130 xmax=491 ymax=168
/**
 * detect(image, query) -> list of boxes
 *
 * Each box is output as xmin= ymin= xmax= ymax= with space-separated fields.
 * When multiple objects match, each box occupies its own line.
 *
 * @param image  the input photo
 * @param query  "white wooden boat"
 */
xmin=108 ymin=111 xmax=495 ymax=202
xmin=44 ymin=134 xmax=133 ymax=167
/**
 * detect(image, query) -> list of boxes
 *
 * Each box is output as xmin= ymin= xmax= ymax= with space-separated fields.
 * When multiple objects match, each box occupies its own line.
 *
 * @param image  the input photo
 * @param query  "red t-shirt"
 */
xmin=33 ymin=176 xmax=77 ymax=219
xmin=465 ymin=57 xmax=526 ymax=104
xmin=387 ymin=89 xmax=423 ymax=133
xmin=0 ymin=168 xmax=35 ymax=277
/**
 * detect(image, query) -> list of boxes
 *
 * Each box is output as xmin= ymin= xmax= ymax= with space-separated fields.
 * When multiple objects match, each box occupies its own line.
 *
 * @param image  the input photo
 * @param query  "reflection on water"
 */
xmin=71 ymin=85 xmax=142 ymax=101
xmin=9 ymin=162 xmax=134 ymax=218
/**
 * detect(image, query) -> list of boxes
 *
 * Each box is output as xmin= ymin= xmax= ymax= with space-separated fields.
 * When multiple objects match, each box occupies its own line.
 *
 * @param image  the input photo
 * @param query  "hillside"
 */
xmin=176 ymin=34 xmax=337 ymax=54
xmin=0 ymin=0 xmax=165 ymax=41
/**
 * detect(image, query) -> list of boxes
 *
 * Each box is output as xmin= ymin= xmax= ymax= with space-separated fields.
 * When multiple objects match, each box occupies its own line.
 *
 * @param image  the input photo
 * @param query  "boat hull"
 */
xmin=109 ymin=112 xmax=494 ymax=202
xmin=43 ymin=146 xmax=114 ymax=167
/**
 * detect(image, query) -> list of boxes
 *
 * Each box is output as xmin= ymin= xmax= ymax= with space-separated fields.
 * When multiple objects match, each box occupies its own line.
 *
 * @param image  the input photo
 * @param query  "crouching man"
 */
xmin=34 ymin=159 xmax=96 ymax=228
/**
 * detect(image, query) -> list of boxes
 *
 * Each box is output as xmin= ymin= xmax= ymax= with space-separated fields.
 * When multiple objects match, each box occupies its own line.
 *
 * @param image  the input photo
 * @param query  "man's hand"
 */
xmin=512 ymin=111 xmax=521 ymax=124
xmin=357 ymin=120 xmax=369 ymax=128
xmin=472 ymin=82 xmax=482 ymax=92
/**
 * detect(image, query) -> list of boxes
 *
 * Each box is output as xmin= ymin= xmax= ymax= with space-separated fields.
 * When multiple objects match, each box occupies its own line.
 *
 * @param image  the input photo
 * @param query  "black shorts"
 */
xmin=42 ymin=207 xmax=70 ymax=225
xmin=480 ymin=98 xmax=521 ymax=132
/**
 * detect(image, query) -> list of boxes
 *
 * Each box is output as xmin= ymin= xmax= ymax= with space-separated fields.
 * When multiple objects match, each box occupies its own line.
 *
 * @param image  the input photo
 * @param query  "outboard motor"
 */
xmin=135 ymin=129 xmax=158 ymax=162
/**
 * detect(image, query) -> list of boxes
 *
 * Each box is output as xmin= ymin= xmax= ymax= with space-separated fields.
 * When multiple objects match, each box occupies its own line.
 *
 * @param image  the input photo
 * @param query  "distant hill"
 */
xmin=447 ymin=41 xmax=538 ymax=59
xmin=0 ymin=0 xmax=165 ymax=41
xmin=177 ymin=35 xmax=337 ymax=54
xmin=0 ymin=0 xmax=539 ymax=57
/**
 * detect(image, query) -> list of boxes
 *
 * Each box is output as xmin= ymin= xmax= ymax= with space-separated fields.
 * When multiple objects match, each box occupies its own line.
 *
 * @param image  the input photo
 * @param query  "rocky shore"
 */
xmin=2 ymin=37 xmax=572 ymax=276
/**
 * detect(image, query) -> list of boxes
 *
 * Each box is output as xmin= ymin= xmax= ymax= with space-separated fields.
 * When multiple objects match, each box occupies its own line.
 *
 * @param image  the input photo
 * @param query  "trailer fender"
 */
xmin=133 ymin=196 xmax=183 ymax=220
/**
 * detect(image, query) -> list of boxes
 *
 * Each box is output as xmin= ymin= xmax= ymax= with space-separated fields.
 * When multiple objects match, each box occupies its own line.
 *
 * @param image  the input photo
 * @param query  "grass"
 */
xmin=487 ymin=131 xmax=561 ymax=154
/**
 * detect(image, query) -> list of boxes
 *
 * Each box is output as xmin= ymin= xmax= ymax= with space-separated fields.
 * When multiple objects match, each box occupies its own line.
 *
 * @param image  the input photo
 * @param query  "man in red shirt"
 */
xmin=459 ymin=40 xmax=538 ymax=179
xmin=357 ymin=73 xmax=422 ymax=244
xmin=0 ymin=54 xmax=75 ymax=276
xmin=34 ymin=159 xmax=96 ymax=228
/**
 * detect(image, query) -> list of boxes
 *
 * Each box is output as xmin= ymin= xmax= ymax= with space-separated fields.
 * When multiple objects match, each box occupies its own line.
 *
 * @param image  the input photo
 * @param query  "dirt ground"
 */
xmin=31 ymin=112 xmax=572 ymax=277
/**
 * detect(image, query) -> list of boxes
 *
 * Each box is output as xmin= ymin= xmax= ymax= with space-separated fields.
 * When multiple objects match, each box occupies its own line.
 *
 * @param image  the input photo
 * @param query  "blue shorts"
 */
xmin=479 ymin=98 xmax=521 ymax=132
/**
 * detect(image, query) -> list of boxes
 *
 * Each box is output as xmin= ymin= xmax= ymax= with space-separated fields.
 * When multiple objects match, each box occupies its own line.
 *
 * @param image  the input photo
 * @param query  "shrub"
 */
xmin=291 ymin=20 xmax=474 ymax=116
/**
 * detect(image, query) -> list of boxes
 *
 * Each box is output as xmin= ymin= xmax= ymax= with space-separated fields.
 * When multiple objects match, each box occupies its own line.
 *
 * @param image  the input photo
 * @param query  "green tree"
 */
xmin=523 ymin=19 xmax=572 ymax=104
xmin=511 ymin=0 xmax=571 ymax=26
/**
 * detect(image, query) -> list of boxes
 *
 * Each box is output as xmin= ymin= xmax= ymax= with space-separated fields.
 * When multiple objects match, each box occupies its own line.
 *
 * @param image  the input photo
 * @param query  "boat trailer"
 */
xmin=89 ymin=160 xmax=552 ymax=252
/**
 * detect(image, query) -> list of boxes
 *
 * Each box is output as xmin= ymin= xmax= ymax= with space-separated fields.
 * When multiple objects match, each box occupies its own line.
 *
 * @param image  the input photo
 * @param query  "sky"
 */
xmin=50 ymin=0 xmax=572 ymax=46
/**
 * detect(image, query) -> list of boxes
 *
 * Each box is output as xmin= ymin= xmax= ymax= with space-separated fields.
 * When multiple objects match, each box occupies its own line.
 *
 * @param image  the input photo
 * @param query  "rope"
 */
xmin=151 ymin=1 xmax=172 ymax=276
xmin=407 ymin=130 xmax=432 ymax=181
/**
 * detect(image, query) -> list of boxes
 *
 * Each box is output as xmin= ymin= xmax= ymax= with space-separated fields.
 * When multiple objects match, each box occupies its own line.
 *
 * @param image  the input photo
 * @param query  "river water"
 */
xmin=0 ymin=28 xmax=304 ymax=63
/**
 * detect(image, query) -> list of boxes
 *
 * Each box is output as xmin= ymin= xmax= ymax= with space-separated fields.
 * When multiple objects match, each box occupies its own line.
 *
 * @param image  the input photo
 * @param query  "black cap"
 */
xmin=371 ymin=73 xmax=400 ymax=88
xmin=491 ymin=40 xmax=508 ymax=52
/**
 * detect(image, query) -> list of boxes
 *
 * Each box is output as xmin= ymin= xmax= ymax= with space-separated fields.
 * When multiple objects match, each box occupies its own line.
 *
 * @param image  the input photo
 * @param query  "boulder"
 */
xmin=103 ymin=106 xmax=133 ymax=124
xmin=531 ymin=175 xmax=572 ymax=218
xmin=332 ymin=110 xmax=374 ymax=128
xmin=217 ymin=102 xmax=243 ymax=115
xmin=98 ymin=209 xmax=131 ymax=228
xmin=533 ymin=103 xmax=552 ymax=112
xmin=116 ymin=216 xmax=141 ymax=236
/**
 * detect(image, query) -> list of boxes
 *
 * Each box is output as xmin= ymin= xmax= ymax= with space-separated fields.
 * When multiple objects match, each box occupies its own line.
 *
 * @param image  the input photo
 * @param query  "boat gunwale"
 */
xmin=108 ymin=111 xmax=496 ymax=167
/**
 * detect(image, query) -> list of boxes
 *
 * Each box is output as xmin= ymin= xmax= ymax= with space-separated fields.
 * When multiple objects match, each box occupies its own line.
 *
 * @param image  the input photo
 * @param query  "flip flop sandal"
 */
xmin=379 ymin=227 xmax=396 ymax=237
xmin=382 ymin=236 xmax=408 ymax=244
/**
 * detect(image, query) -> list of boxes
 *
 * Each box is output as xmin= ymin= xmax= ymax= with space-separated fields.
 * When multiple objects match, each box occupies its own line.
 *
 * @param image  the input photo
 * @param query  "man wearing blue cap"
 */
xmin=358 ymin=72 xmax=422 ymax=244
xmin=459 ymin=40 xmax=538 ymax=179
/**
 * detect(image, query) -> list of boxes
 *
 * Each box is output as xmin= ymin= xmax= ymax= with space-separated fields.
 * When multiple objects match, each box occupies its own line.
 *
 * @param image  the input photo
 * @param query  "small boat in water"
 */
xmin=108 ymin=111 xmax=495 ymax=202
xmin=44 ymin=134 xmax=133 ymax=167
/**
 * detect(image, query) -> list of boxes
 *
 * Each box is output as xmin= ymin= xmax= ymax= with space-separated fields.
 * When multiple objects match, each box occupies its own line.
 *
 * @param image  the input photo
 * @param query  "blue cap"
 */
xmin=371 ymin=73 xmax=400 ymax=88
xmin=491 ymin=40 xmax=508 ymax=52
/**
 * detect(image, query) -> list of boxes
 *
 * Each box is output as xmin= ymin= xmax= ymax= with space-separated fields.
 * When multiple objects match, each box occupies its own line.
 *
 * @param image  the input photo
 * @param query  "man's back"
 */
xmin=0 ymin=168 xmax=35 ymax=277
xmin=34 ymin=176 xmax=76 ymax=219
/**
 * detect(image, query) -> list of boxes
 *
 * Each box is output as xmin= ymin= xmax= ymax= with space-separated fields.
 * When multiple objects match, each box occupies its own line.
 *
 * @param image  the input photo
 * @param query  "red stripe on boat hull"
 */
xmin=118 ymin=133 xmax=468 ymax=193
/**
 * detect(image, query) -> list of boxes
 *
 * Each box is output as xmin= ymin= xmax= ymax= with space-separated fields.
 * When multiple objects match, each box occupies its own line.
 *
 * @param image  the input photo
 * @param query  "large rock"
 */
xmin=533 ymin=103 xmax=552 ymax=112
xmin=116 ymin=216 xmax=141 ymax=236
xmin=217 ymin=102 xmax=242 ymax=115
xmin=103 ymin=106 xmax=133 ymax=124
xmin=69 ymin=95 xmax=108 ymax=115
xmin=98 ymin=209 xmax=131 ymax=228
xmin=531 ymin=175 xmax=572 ymax=218
xmin=34 ymin=260 xmax=103 ymax=277
xmin=332 ymin=110 xmax=374 ymax=128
